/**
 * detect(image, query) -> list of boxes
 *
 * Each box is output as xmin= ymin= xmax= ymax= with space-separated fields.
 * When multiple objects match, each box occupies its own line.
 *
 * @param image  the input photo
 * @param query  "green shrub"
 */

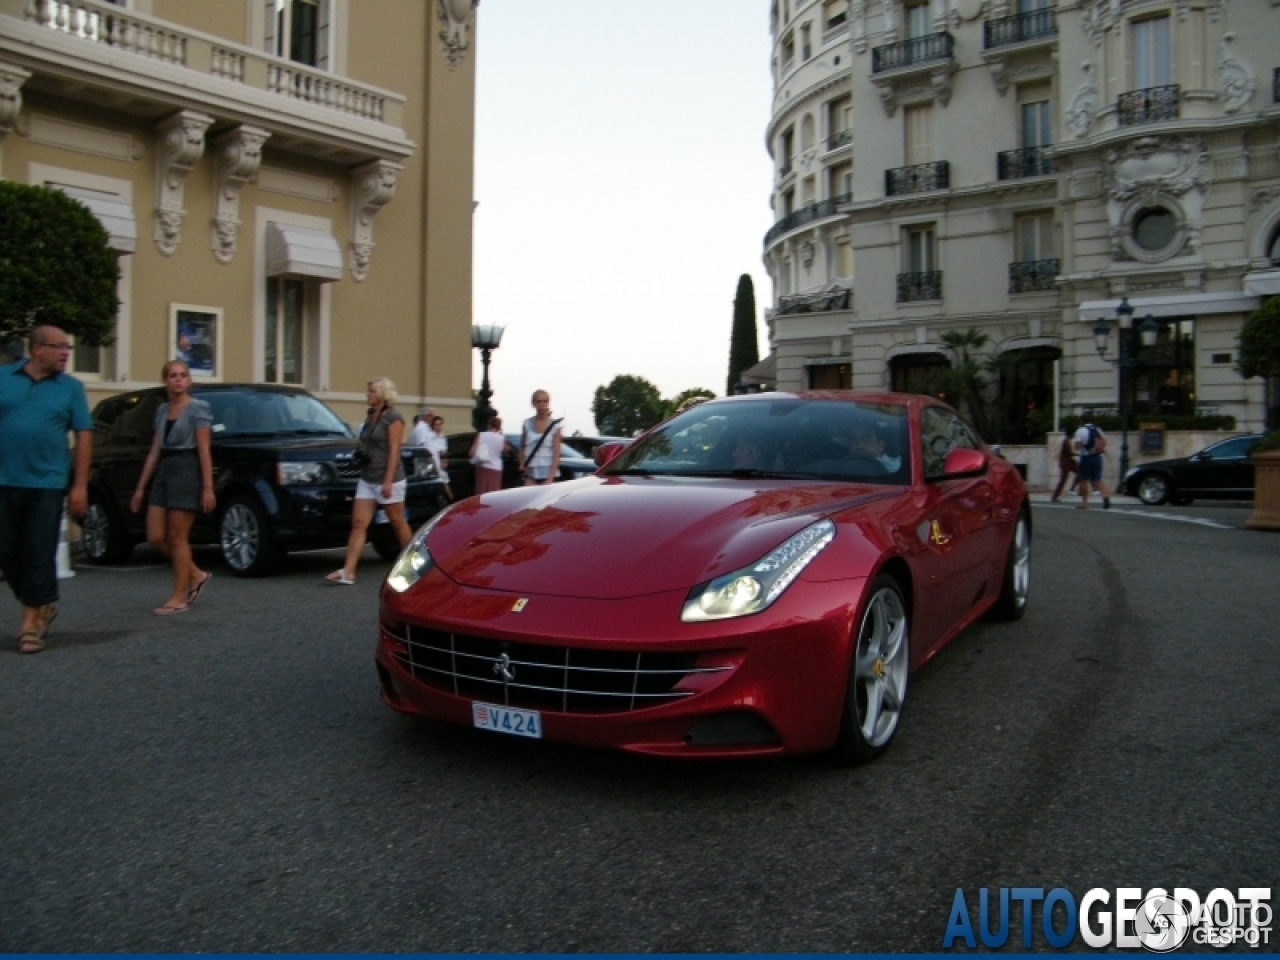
xmin=1254 ymin=430 xmax=1280 ymax=454
xmin=1058 ymin=413 xmax=1236 ymax=436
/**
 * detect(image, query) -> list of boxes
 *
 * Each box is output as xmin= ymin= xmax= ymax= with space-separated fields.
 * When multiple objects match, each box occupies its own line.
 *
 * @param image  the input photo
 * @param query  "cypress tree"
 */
xmin=727 ymin=274 xmax=759 ymax=394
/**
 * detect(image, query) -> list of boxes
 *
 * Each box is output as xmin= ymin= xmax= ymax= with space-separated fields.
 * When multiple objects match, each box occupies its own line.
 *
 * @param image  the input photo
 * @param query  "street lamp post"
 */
xmin=1093 ymin=298 xmax=1160 ymax=480
xmin=471 ymin=324 xmax=505 ymax=432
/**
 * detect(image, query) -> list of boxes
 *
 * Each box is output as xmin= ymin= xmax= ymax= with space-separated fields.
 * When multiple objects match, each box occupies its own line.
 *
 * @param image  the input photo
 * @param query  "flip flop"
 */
xmin=325 ymin=570 xmax=356 ymax=585
xmin=37 ymin=603 xmax=57 ymax=640
xmin=153 ymin=604 xmax=190 ymax=616
xmin=17 ymin=630 xmax=44 ymax=654
xmin=187 ymin=573 xmax=212 ymax=605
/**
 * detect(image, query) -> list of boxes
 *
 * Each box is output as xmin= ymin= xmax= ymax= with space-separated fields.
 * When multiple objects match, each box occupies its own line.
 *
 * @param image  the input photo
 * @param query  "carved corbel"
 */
xmin=874 ymin=77 xmax=897 ymax=117
xmin=931 ymin=64 xmax=956 ymax=107
xmin=154 ymin=110 xmax=213 ymax=257
xmin=0 ymin=63 xmax=30 ymax=167
xmin=437 ymin=0 xmax=479 ymax=69
xmin=348 ymin=158 xmax=401 ymax=282
xmin=1217 ymin=33 xmax=1255 ymax=115
xmin=1065 ymin=62 xmax=1098 ymax=139
xmin=988 ymin=58 xmax=1009 ymax=96
xmin=211 ymin=125 xmax=269 ymax=264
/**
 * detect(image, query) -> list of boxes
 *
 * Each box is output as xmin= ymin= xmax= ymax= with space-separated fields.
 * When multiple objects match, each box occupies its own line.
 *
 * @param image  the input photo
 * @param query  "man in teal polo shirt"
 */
xmin=0 ymin=324 xmax=93 ymax=653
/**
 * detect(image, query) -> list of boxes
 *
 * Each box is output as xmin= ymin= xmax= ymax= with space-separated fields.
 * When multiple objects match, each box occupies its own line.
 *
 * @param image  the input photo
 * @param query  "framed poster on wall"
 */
xmin=169 ymin=305 xmax=223 ymax=381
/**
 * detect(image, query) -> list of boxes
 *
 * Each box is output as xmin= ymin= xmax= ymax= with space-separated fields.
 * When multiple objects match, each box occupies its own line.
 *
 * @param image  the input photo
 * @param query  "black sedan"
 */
xmin=1121 ymin=434 xmax=1263 ymax=505
xmin=443 ymin=433 xmax=597 ymax=500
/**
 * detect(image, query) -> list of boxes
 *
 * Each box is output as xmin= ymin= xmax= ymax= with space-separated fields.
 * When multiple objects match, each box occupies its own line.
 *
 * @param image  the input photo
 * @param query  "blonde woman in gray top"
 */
xmin=130 ymin=360 xmax=215 ymax=615
xmin=327 ymin=377 xmax=412 ymax=584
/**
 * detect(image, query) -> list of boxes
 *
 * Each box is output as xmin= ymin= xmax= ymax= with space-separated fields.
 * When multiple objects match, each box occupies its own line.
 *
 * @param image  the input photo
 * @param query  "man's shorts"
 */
xmin=355 ymin=478 xmax=406 ymax=504
xmin=1078 ymin=453 xmax=1103 ymax=484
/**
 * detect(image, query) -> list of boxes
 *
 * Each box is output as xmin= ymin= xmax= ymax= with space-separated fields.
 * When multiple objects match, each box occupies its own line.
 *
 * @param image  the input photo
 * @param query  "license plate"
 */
xmin=373 ymin=509 xmax=388 ymax=524
xmin=472 ymin=702 xmax=542 ymax=739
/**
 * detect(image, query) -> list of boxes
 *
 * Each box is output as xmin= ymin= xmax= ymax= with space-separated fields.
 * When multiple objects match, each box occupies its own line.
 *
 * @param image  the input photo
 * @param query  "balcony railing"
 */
xmin=983 ymin=8 xmax=1057 ymax=48
xmin=1117 ymin=85 xmax=1180 ymax=126
xmin=776 ymin=288 xmax=852 ymax=316
xmin=872 ymin=32 xmax=954 ymax=73
xmin=885 ymin=161 xmax=949 ymax=196
xmin=764 ymin=193 xmax=852 ymax=246
xmin=827 ymin=129 xmax=852 ymax=151
xmin=997 ymin=146 xmax=1056 ymax=180
xmin=778 ymin=163 xmax=794 ymax=179
xmin=897 ymin=271 xmax=943 ymax=302
xmin=1008 ymin=259 xmax=1059 ymax=294
xmin=21 ymin=0 xmax=398 ymax=123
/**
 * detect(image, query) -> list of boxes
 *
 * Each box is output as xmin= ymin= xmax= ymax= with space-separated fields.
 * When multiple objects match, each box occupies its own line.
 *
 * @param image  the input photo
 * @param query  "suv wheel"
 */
xmin=81 ymin=494 xmax=135 ymax=564
xmin=220 ymin=495 xmax=281 ymax=577
xmin=369 ymin=528 xmax=403 ymax=562
xmin=1136 ymin=473 xmax=1170 ymax=506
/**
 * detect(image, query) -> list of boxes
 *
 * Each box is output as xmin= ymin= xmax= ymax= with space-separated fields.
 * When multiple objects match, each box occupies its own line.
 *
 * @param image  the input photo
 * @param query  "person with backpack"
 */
xmin=1072 ymin=421 xmax=1111 ymax=510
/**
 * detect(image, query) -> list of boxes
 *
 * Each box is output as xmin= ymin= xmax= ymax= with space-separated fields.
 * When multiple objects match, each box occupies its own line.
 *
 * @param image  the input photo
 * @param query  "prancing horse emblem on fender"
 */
xmin=930 ymin=520 xmax=952 ymax=546
xmin=511 ymin=598 xmax=528 ymax=613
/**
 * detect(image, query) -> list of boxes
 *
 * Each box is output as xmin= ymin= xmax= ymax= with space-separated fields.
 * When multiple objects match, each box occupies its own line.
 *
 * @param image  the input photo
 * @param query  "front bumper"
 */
xmin=375 ymin=571 xmax=866 ymax=758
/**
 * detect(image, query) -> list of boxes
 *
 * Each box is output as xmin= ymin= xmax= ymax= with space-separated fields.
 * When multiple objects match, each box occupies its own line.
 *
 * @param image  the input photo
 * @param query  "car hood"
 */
xmin=213 ymin=436 xmax=356 ymax=456
xmin=427 ymin=476 xmax=897 ymax=600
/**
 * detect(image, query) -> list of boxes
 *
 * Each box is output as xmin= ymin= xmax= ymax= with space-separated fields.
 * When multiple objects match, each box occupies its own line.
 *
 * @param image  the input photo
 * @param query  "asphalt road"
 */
xmin=1 ymin=498 xmax=1276 ymax=952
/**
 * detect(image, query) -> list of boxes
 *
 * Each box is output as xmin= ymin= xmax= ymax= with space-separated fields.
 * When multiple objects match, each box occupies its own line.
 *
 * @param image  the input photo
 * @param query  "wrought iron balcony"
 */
xmin=776 ymin=288 xmax=852 ymax=316
xmin=1117 ymin=85 xmax=1180 ymax=126
xmin=1008 ymin=259 xmax=1059 ymax=294
xmin=764 ymin=193 xmax=852 ymax=246
xmin=778 ymin=163 xmax=794 ymax=179
xmin=872 ymin=32 xmax=954 ymax=73
xmin=827 ymin=129 xmax=852 ymax=151
xmin=983 ymin=8 xmax=1057 ymax=49
xmin=897 ymin=271 xmax=943 ymax=302
xmin=885 ymin=161 xmax=949 ymax=196
xmin=997 ymin=147 xmax=1056 ymax=180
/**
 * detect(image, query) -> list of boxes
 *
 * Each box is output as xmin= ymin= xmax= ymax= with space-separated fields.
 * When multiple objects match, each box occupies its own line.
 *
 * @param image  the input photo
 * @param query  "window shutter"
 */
xmin=317 ymin=0 xmax=331 ymax=71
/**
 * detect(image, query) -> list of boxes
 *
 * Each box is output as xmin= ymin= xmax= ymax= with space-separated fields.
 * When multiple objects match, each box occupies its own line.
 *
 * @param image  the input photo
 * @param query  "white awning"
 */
xmin=51 ymin=183 xmax=136 ymax=254
xmin=266 ymin=222 xmax=343 ymax=282
xmin=996 ymin=336 xmax=1062 ymax=355
xmin=1244 ymin=270 xmax=1280 ymax=297
xmin=1078 ymin=291 xmax=1260 ymax=322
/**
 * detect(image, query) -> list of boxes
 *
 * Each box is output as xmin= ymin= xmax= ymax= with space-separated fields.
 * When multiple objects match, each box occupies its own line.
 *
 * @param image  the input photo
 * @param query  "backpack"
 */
xmin=1087 ymin=425 xmax=1108 ymax=455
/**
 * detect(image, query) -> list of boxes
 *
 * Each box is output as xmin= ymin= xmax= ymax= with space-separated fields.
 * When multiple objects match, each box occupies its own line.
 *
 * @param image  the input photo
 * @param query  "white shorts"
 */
xmin=355 ymin=478 xmax=406 ymax=504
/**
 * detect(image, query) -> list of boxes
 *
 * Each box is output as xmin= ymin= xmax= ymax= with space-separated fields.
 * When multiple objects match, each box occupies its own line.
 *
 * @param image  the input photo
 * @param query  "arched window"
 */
xmin=1269 ymin=226 xmax=1280 ymax=266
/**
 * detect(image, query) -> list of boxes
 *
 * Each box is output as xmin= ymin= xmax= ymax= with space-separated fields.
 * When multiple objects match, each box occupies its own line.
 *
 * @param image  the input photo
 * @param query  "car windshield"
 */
xmin=602 ymin=398 xmax=910 ymax=484
xmin=200 ymin=388 xmax=351 ymax=438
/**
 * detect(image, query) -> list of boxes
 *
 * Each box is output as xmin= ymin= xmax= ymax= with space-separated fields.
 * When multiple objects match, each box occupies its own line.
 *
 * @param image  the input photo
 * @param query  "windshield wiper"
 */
xmin=686 ymin=469 xmax=817 ymax=480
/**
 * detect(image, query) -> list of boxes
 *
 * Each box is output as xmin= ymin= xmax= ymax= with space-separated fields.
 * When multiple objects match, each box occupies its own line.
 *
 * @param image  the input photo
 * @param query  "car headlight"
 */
xmin=386 ymin=507 xmax=453 ymax=593
xmin=681 ymin=518 xmax=836 ymax=622
xmin=1124 ymin=467 xmax=1139 ymax=481
xmin=278 ymin=461 xmax=331 ymax=485
xmin=408 ymin=454 xmax=438 ymax=481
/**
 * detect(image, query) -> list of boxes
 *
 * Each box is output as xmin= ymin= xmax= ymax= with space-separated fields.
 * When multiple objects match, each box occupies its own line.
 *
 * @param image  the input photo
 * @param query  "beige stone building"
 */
xmin=762 ymin=0 xmax=1280 ymax=445
xmin=0 ymin=0 xmax=479 ymax=426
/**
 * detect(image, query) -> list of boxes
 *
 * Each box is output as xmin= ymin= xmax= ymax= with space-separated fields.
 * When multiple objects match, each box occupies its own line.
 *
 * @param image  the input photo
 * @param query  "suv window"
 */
xmin=114 ymin=391 xmax=162 ymax=446
xmin=200 ymin=388 xmax=348 ymax=437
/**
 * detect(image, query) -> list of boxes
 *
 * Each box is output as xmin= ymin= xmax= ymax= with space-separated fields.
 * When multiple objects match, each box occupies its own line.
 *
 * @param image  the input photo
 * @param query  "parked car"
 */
xmin=377 ymin=392 xmax=1030 ymax=761
xmin=443 ymin=432 xmax=596 ymax=500
xmin=1121 ymin=433 xmax=1263 ymax=505
xmin=561 ymin=435 xmax=629 ymax=460
xmin=82 ymin=384 xmax=449 ymax=576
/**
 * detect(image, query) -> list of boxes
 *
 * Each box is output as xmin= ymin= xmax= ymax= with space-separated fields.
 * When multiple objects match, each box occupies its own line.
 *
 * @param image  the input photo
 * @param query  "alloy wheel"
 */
xmin=82 ymin=502 xmax=110 ymax=560
xmin=1137 ymin=474 xmax=1169 ymax=505
xmin=1009 ymin=516 xmax=1030 ymax=610
xmin=852 ymin=585 xmax=909 ymax=748
xmin=221 ymin=502 xmax=261 ymax=572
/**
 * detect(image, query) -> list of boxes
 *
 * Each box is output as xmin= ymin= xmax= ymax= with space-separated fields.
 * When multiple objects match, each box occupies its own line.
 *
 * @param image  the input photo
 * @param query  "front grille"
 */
xmin=334 ymin=460 xmax=361 ymax=479
xmin=396 ymin=626 xmax=730 ymax=714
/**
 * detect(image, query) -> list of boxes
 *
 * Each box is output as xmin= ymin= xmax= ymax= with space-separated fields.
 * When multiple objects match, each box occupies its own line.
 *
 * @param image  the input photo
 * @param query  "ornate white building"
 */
xmin=761 ymin=0 xmax=1280 ymax=440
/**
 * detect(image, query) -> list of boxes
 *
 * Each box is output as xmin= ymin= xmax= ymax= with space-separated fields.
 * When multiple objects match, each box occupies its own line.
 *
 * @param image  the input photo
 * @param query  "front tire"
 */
xmin=219 ymin=495 xmax=281 ymax=577
xmin=370 ymin=528 xmax=402 ymax=562
xmin=832 ymin=574 xmax=910 ymax=764
xmin=81 ymin=493 xmax=135 ymax=564
xmin=1136 ymin=473 xmax=1171 ymax=506
xmin=987 ymin=511 xmax=1030 ymax=622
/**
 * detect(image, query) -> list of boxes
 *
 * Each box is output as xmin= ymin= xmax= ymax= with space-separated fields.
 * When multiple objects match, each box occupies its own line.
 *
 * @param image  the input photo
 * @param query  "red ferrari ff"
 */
xmin=376 ymin=392 xmax=1030 ymax=761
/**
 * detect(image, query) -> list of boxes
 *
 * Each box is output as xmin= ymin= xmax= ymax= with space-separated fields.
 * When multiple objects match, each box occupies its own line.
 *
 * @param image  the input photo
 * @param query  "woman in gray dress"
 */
xmin=131 ymin=360 xmax=215 ymax=615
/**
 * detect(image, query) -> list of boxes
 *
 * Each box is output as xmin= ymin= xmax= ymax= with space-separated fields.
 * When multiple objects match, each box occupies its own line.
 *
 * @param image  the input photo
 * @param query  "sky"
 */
xmin=471 ymin=0 xmax=775 ymax=436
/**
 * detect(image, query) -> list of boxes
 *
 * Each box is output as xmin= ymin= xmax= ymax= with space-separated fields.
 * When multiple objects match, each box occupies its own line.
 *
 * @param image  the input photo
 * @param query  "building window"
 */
xmin=827 ymin=95 xmax=852 ymax=148
xmin=264 ymin=276 xmax=306 ymax=384
xmin=801 ymin=23 xmax=812 ymax=60
xmin=1131 ymin=318 xmax=1195 ymax=417
xmin=266 ymin=0 xmax=331 ymax=69
xmin=1133 ymin=207 xmax=1177 ymax=252
xmin=997 ymin=346 xmax=1058 ymax=442
xmin=71 ymin=336 xmax=101 ymax=376
xmin=1016 ymin=212 xmax=1055 ymax=262
xmin=891 ymin=353 xmax=950 ymax=395
xmin=809 ymin=363 xmax=851 ymax=389
xmin=781 ymin=30 xmax=795 ymax=68
xmin=779 ymin=127 xmax=795 ymax=175
xmin=904 ymin=104 xmax=933 ymax=166
xmin=1020 ymin=98 xmax=1051 ymax=149
xmin=828 ymin=161 xmax=853 ymax=198
xmin=825 ymin=0 xmax=848 ymax=30
xmin=1131 ymin=15 xmax=1171 ymax=88
xmin=905 ymin=0 xmax=931 ymax=40
xmin=1270 ymin=227 xmax=1280 ymax=266
xmin=905 ymin=225 xmax=936 ymax=273
xmin=837 ymin=238 xmax=855 ymax=278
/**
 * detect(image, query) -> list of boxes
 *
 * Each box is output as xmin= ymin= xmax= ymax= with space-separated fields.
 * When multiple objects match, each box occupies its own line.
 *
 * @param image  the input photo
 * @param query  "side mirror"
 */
xmin=942 ymin=448 xmax=988 ymax=477
xmin=595 ymin=441 xmax=629 ymax=467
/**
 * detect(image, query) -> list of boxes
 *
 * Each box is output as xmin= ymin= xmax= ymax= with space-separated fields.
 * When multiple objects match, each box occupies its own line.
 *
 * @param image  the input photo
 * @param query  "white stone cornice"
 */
xmin=211 ymin=124 xmax=269 ymax=264
xmin=437 ymin=0 xmax=479 ymax=70
xmin=348 ymin=158 xmax=401 ymax=282
xmin=154 ymin=110 xmax=213 ymax=256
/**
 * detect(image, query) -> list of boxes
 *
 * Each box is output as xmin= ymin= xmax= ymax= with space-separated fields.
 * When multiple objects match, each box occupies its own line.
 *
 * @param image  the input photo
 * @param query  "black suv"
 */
xmin=82 ymin=384 xmax=448 ymax=576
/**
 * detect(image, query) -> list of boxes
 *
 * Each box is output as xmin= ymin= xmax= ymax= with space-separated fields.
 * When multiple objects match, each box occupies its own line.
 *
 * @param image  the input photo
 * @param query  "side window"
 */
xmin=115 ymin=391 xmax=161 ymax=448
xmin=1211 ymin=437 xmax=1257 ymax=460
xmin=92 ymin=397 xmax=123 ymax=444
xmin=920 ymin=406 xmax=979 ymax=478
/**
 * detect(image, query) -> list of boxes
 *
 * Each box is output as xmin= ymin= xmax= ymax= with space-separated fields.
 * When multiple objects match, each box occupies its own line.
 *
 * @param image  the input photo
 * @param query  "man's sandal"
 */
xmin=17 ymin=630 xmax=44 ymax=654
xmin=37 ymin=604 xmax=57 ymax=640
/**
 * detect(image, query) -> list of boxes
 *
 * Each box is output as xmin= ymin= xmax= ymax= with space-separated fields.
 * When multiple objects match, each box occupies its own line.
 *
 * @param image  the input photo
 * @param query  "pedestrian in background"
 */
xmin=1073 ymin=421 xmax=1112 ymax=510
xmin=470 ymin=415 xmax=509 ymax=495
xmin=427 ymin=414 xmax=452 ymax=500
xmin=520 ymin=390 xmax=562 ymax=487
xmin=1050 ymin=428 xmax=1078 ymax=502
xmin=130 ymin=360 xmax=215 ymax=615
xmin=328 ymin=377 xmax=413 ymax=585
xmin=408 ymin=404 xmax=434 ymax=447
xmin=0 ymin=325 xmax=93 ymax=653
